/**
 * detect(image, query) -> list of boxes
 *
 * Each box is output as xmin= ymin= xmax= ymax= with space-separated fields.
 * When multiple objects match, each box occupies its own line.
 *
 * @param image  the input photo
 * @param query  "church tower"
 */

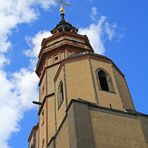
xmin=28 ymin=4 xmax=148 ymax=148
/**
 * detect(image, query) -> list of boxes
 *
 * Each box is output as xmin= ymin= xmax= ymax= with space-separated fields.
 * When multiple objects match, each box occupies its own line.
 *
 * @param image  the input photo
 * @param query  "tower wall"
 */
xmin=91 ymin=110 xmax=147 ymax=148
xmin=47 ymin=100 xmax=148 ymax=148
xmin=113 ymin=67 xmax=135 ymax=110
xmin=47 ymin=95 xmax=56 ymax=145
xmin=90 ymin=58 xmax=124 ymax=110
xmin=28 ymin=14 xmax=147 ymax=148
xmin=65 ymin=59 xmax=97 ymax=104
xmin=47 ymin=65 xmax=60 ymax=95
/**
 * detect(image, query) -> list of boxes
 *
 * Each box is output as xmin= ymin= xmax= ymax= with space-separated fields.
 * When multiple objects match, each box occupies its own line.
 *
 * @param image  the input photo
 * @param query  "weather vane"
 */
xmin=56 ymin=0 xmax=70 ymax=16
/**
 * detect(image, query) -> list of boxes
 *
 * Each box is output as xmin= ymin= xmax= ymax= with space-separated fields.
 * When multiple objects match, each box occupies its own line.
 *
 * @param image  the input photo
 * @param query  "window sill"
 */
xmin=99 ymin=89 xmax=116 ymax=94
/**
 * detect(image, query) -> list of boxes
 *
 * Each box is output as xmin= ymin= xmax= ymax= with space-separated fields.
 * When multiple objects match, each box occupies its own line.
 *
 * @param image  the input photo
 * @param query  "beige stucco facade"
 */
xmin=54 ymin=54 xmax=134 ymax=113
xmin=91 ymin=110 xmax=147 ymax=148
xmin=47 ymin=100 xmax=148 ymax=148
xmin=28 ymin=125 xmax=38 ymax=148
xmin=28 ymin=16 xmax=148 ymax=148
xmin=29 ymin=52 xmax=148 ymax=148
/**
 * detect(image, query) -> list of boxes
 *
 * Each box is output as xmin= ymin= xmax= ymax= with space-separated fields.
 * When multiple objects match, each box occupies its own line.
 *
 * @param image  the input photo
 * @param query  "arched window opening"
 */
xmin=58 ymin=81 xmax=64 ymax=108
xmin=97 ymin=70 xmax=114 ymax=93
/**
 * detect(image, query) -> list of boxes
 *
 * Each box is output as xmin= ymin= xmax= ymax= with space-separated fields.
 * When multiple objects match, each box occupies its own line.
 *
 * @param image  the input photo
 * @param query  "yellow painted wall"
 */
xmin=39 ymin=104 xmax=47 ymax=148
xmin=113 ymin=67 xmax=135 ymax=110
xmin=36 ymin=129 xmax=39 ymax=148
xmin=37 ymin=53 xmax=137 ymax=148
xmin=55 ymin=119 xmax=70 ymax=148
xmin=47 ymin=95 xmax=56 ymax=145
xmin=91 ymin=58 xmax=124 ymax=110
xmin=29 ymin=129 xmax=38 ymax=148
xmin=90 ymin=110 xmax=147 ymax=148
xmin=47 ymin=57 xmax=53 ymax=66
xmin=55 ymin=67 xmax=67 ymax=129
xmin=39 ymin=73 xmax=47 ymax=103
xmin=65 ymin=59 xmax=96 ymax=104
xmin=47 ymin=64 xmax=59 ymax=95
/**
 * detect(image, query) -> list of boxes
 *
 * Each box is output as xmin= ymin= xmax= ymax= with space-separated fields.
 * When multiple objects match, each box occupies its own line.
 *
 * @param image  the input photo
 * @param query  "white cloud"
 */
xmin=0 ymin=55 xmax=9 ymax=68
xmin=79 ymin=16 xmax=123 ymax=54
xmin=0 ymin=62 xmax=39 ymax=148
xmin=0 ymin=1 xmax=55 ymax=147
xmin=24 ymin=31 xmax=52 ymax=69
xmin=105 ymin=22 xmax=124 ymax=42
xmin=79 ymin=16 xmax=106 ymax=54
xmin=0 ymin=69 xmax=21 ymax=148
xmin=0 ymin=105 xmax=21 ymax=148
xmin=104 ymin=22 xmax=117 ymax=41
xmin=0 ymin=0 xmax=55 ymax=54
xmin=25 ymin=31 xmax=52 ymax=58
xmin=12 ymin=68 xmax=39 ymax=109
xmin=90 ymin=7 xmax=98 ymax=21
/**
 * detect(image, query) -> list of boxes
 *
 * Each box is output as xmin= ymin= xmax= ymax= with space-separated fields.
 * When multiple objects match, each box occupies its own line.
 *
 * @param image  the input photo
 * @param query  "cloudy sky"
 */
xmin=0 ymin=0 xmax=148 ymax=147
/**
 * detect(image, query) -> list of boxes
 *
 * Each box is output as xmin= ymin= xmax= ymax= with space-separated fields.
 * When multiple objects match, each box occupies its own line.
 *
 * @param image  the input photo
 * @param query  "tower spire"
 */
xmin=60 ymin=3 xmax=65 ymax=21
xmin=51 ymin=0 xmax=78 ymax=34
xmin=56 ymin=0 xmax=69 ymax=21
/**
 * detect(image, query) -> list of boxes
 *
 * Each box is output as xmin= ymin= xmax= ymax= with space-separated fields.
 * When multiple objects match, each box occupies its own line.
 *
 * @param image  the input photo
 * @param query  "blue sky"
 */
xmin=0 ymin=0 xmax=148 ymax=147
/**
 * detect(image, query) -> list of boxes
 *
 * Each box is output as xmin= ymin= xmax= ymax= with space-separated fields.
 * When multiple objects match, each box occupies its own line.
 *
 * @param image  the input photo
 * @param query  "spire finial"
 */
xmin=51 ymin=1 xmax=78 ymax=34
xmin=56 ymin=0 xmax=70 ymax=21
xmin=60 ymin=2 xmax=65 ymax=14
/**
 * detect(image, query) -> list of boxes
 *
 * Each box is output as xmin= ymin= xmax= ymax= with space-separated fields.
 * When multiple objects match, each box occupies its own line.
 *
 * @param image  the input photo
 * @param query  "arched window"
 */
xmin=58 ymin=81 xmax=64 ymax=108
xmin=97 ymin=69 xmax=114 ymax=93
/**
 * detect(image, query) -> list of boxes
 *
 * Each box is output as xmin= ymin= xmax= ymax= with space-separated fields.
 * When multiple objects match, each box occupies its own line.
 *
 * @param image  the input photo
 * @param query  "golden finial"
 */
xmin=56 ymin=0 xmax=70 ymax=15
xmin=60 ymin=4 xmax=65 ymax=14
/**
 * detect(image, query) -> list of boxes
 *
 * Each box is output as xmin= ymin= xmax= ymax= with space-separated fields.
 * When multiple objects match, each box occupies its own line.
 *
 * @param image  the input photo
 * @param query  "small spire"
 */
xmin=51 ymin=0 xmax=78 ymax=34
xmin=60 ymin=4 xmax=65 ymax=21
xmin=56 ymin=0 xmax=70 ymax=21
xmin=60 ymin=3 xmax=65 ymax=14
